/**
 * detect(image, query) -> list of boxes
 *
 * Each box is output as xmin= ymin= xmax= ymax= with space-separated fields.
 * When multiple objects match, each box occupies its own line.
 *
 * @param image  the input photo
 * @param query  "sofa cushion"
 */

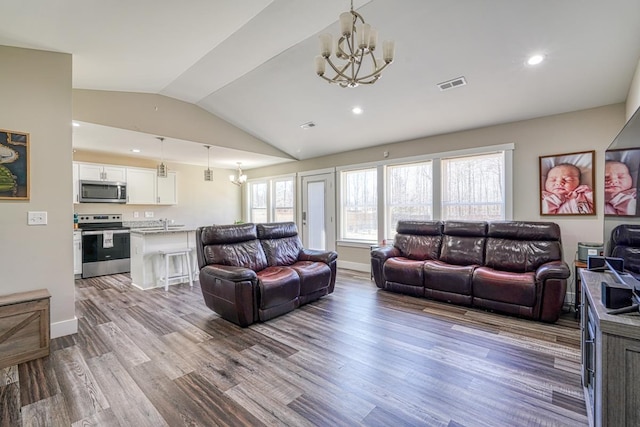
xmin=440 ymin=235 xmax=485 ymax=266
xmin=257 ymin=222 xmax=303 ymax=266
xmin=256 ymin=266 xmax=300 ymax=320
xmin=199 ymin=223 xmax=268 ymax=272
xmin=290 ymin=261 xmax=331 ymax=299
xmin=484 ymin=239 xmax=561 ymax=273
xmin=439 ymin=221 xmax=486 ymax=266
xmin=423 ymin=260 xmax=474 ymax=296
xmin=472 ymin=267 xmax=537 ymax=306
xmin=383 ymin=257 xmax=425 ymax=287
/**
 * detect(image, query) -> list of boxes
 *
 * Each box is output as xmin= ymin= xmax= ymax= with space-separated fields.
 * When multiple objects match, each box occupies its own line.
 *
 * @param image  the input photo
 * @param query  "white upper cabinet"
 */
xmin=157 ymin=172 xmax=177 ymax=205
xmin=126 ymin=168 xmax=157 ymax=205
xmin=78 ymin=163 xmax=126 ymax=182
xmin=73 ymin=162 xmax=177 ymax=205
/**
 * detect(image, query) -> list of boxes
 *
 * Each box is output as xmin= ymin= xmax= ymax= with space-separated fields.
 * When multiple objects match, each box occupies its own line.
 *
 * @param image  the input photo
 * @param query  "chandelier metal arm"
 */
xmin=315 ymin=3 xmax=394 ymax=88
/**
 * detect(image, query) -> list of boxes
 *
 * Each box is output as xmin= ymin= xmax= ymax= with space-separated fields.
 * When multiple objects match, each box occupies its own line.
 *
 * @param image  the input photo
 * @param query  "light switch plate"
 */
xmin=144 ymin=211 xmax=154 ymax=218
xmin=28 ymin=211 xmax=47 ymax=225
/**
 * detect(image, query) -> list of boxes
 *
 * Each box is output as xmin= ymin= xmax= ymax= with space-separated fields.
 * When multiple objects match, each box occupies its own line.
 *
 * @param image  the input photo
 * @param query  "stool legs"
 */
xmin=185 ymin=250 xmax=194 ymax=288
xmin=160 ymin=249 xmax=194 ymax=291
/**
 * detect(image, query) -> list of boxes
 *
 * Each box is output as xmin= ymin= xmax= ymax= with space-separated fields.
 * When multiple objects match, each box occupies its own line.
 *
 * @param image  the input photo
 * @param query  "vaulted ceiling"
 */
xmin=2 ymin=0 xmax=639 ymax=168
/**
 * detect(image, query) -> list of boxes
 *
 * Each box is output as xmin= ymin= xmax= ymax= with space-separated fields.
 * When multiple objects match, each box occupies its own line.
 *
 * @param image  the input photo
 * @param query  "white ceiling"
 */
xmin=2 ymin=0 xmax=640 ymax=168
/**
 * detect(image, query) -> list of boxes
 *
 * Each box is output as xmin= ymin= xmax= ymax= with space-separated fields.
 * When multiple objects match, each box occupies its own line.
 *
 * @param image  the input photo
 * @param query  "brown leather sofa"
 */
xmin=196 ymin=222 xmax=338 ymax=327
xmin=371 ymin=220 xmax=570 ymax=322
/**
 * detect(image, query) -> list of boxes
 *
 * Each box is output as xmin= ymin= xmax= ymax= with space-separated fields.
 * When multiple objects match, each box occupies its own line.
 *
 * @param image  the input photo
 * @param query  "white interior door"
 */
xmin=301 ymin=172 xmax=335 ymax=251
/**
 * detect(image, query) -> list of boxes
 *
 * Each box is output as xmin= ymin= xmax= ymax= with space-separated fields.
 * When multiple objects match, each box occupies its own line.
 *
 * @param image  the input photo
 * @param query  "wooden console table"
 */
xmin=0 ymin=289 xmax=51 ymax=369
xmin=579 ymin=269 xmax=640 ymax=427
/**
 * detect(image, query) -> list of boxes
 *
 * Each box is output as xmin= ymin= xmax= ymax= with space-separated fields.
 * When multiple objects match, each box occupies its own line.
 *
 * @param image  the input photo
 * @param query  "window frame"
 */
xmin=245 ymin=174 xmax=296 ymax=224
xmin=337 ymin=143 xmax=514 ymax=245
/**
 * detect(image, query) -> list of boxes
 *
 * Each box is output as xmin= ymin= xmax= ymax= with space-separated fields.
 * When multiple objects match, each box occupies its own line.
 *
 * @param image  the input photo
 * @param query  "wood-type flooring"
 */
xmin=1 ymin=270 xmax=587 ymax=426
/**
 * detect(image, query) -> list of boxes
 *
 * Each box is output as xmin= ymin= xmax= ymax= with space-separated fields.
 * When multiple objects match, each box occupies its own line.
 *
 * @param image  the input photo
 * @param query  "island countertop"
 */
xmin=130 ymin=227 xmax=197 ymax=235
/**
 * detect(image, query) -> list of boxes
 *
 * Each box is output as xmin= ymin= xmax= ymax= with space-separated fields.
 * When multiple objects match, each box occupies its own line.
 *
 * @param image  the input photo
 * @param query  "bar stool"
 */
xmin=158 ymin=248 xmax=194 ymax=291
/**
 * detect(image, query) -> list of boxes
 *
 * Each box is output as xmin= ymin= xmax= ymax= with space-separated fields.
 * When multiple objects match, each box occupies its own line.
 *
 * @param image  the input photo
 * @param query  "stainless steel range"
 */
xmin=78 ymin=214 xmax=130 ymax=278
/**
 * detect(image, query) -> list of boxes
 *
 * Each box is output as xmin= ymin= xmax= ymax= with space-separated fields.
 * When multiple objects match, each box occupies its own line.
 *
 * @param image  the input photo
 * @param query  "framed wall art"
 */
xmin=539 ymin=150 xmax=595 ymax=216
xmin=604 ymin=148 xmax=640 ymax=216
xmin=0 ymin=129 xmax=29 ymax=200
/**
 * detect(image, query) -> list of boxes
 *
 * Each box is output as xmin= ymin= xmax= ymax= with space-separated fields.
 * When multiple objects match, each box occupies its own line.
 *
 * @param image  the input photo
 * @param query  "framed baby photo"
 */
xmin=604 ymin=148 xmax=640 ymax=216
xmin=0 ymin=129 xmax=29 ymax=200
xmin=539 ymin=150 xmax=595 ymax=216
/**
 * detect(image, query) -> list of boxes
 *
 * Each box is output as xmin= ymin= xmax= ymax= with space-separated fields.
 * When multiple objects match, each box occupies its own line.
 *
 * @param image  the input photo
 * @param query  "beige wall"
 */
xmin=627 ymin=58 xmax=640 ymax=121
xmin=0 ymin=46 xmax=75 ymax=337
xmin=252 ymin=104 xmax=626 ymax=273
xmin=73 ymin=151 xmax=241 ymax=226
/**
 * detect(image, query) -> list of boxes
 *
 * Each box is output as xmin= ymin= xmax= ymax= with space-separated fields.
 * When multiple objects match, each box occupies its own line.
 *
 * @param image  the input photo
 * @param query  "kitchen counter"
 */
xmin=129 ymin=227 xmax=197 ymax=290
xmin=130 ymin=227 xmax=197 ymax=235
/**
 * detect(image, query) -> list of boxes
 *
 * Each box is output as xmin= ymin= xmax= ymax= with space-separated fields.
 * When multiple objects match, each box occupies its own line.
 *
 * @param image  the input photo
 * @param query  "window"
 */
xmin=386 ymin=161 xmax=433 ymax=237
xmin=272 ymin=178 xmax=294 ymax=222
xmin=247 ymin=176 xmax=295 ymax=223
xmin=249 ymin=181 xmax=268 ymax=223
xmin=441 ymin=152 xmax=504 ymax=220
xmin=341 ymin=168 xmax=377 ymax=241
xmin=337 ymin=145 xmax=512 ymax=243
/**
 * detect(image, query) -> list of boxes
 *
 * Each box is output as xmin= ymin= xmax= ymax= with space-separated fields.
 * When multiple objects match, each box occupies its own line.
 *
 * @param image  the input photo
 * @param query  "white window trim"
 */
xmin=337 ymin=143 xmax=514 ymax=244
xmin=244 ymin=173 xmax=297 ymax=224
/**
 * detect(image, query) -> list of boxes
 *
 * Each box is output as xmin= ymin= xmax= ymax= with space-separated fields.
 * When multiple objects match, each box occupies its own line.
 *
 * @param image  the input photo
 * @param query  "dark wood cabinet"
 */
xmin=580 ymin=270 xmax=640 ymax=426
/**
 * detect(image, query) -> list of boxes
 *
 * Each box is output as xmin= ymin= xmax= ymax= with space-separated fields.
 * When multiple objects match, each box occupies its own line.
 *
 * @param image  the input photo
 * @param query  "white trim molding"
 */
xmin=51 ymin=317 xmax=78 ymax=338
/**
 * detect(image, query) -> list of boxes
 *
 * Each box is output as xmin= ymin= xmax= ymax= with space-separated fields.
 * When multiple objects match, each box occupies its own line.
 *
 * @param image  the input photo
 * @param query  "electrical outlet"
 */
xmin=145 ymin=211 xmax=154 ymax=218
xmin=28 ymin=211 xmax=48 ymax=225
xmin=133 ymin=211 xmax=139 ymax=218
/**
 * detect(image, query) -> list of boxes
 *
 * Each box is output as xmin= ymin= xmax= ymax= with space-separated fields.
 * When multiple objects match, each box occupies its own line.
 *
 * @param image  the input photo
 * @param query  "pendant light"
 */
xmin=156 ymin=136 xmax=167 ymax=178
xmin=229 ymin=162 xmax=247 ymax=186
xmin=204 ymin=145 xmax=213 ymax=181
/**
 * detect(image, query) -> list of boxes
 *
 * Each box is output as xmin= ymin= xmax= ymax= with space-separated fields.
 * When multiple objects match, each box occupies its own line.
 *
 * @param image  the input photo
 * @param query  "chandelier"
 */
xmin=315 ymin=0 xmax=395 ymax=88
xmin=203 ymin=145 xmax=213 ymax=181
xmin=229 ymin=162 xmax=247 ymax=186
xmin=156 ymin=137 xmax=167 ymax=178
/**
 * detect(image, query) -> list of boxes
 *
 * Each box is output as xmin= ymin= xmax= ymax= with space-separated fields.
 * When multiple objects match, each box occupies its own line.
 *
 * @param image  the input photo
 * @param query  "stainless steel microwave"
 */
xmin=79 ymin=180 xmax=127 ymax=203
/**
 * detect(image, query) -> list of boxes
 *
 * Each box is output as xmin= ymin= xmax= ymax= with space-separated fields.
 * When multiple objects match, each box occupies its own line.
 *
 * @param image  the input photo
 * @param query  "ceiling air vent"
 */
xmin=437 ymin=76 xmax=467 ymax=91
xmin=300 ymin=121 xmax=316 ymax=130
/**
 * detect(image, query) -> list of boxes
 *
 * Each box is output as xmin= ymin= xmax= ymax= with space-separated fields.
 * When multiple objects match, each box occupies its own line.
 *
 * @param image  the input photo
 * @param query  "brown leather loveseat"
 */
xmin=196 ymin=222 xmax=338 ymax=327
xmin=371 ymin=220 xmax=569 ymax=322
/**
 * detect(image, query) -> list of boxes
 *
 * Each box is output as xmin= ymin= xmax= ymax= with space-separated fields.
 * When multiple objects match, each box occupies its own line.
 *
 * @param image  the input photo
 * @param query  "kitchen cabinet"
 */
xmin=73 ymin=230 xmax=82 ymax=276
xmin=580 ymin=269 xmax=640 ymax=426
xmin=126 ymin=169 xmax=177 ymax=205
xmin=126 ymin=167 xmax=157 ymax=205
xmin=72 ymin=163 xmax=79 ymax=204
xmin=157 ymin=171 xmax=177 ymax=205
xmin=78 ymin=163 xmax=126 ymax=182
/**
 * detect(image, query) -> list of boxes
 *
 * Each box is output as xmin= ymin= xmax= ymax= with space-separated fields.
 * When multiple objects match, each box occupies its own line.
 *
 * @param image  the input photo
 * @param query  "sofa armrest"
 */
xmin=535 ymin=260 xmax=570 ymax=282
xmin=370 ymin=246 xmax=401 ymax=289
xmin=200 ymin=264 xmax=257 ymax=282
xmin=371 ymin=245 xmax=401 ymax=261
xmin=299 ymin=248 xmax=338 ymax=264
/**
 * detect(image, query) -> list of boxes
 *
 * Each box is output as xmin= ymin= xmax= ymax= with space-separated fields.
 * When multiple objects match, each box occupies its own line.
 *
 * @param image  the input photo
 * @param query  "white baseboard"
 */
xmin=51 ymin=317 xmax=78 ymax=339
xmin=338 ymin=260 xmax=369 ymax=273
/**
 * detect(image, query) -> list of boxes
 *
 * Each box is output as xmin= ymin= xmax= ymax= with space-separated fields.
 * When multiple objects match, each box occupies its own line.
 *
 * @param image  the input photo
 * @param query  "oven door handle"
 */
xmin=82 ymin=230 xmax=130 ymax=236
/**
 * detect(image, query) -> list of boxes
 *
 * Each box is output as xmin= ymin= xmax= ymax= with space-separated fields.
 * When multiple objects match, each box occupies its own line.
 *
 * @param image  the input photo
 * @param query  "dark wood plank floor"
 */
xmin=1 ymin=270 xmax=587 ymax=426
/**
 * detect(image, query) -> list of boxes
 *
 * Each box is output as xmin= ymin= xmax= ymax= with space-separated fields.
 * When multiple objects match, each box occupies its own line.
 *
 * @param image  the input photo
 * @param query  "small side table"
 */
xmin=573 ymin=260 xmax=587 ymax=318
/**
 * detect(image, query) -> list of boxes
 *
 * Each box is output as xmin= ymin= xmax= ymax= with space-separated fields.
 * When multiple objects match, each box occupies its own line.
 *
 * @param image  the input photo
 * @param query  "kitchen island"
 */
xmin=130 ymin=227 xmax=198 ymax=290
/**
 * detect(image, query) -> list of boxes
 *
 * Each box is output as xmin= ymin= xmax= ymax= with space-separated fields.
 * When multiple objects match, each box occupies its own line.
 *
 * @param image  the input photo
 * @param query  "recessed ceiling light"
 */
xmin=131 ymin=149 xmax=141 ymax=153
xmin=527 ymin=54 xmax=545 ymax=66
xmin=352 ymin=107 xmax=363 ymax=115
